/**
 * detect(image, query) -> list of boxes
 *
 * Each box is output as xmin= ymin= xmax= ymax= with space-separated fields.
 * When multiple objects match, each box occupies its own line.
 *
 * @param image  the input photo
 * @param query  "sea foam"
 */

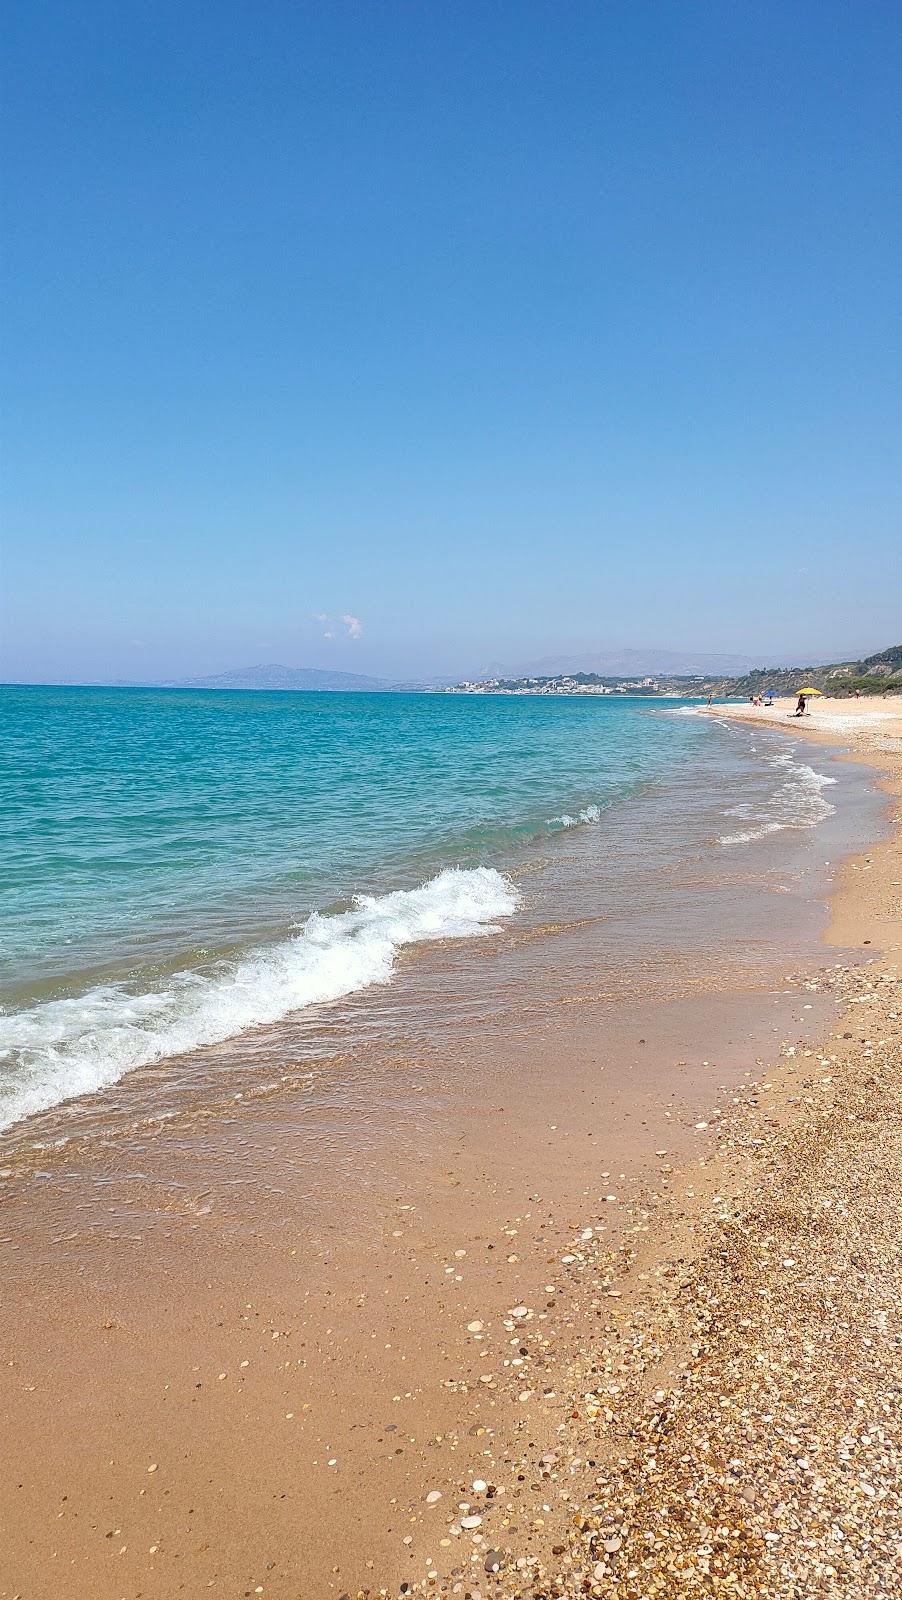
xmin=0 ymin=867 xmax=518 ymax=1133
xmin=719 ymin=750 xmax=836 ymax=845
xmin=547 ymin=804 xmax=602 ymax=829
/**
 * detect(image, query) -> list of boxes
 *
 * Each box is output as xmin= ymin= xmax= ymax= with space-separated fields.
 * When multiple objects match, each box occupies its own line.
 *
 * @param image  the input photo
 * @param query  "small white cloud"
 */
xmin=312 ymin=609 xmax=361 ymax=640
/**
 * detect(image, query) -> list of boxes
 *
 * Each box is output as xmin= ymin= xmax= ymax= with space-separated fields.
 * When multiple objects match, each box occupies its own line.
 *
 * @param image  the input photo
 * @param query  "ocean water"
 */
xmin=0 ymin=686 xmax=845 ymax=1134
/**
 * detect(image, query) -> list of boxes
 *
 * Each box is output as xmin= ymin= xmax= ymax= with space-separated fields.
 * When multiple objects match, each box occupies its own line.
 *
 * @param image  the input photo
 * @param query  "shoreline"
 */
xmin=1 ymin=707 xmax=900 ymax=1598
xmin=701 ymin=698 xmax=902 ymax=956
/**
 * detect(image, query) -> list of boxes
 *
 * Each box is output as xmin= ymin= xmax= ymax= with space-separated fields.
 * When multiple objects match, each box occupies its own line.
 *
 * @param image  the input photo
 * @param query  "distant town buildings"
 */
xmin=443 ymin=674 xmax=664 ymax=696
xmin=438 ymin=645 xmax=902 ymax=700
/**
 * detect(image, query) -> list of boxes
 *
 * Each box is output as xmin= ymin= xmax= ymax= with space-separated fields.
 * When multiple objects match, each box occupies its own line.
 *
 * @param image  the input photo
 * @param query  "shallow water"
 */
xmin=0 ymin=686 xmax=878 ymax=1138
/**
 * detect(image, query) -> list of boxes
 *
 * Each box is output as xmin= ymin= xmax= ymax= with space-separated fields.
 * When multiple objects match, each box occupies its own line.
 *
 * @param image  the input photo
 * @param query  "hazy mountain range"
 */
xmin=9 ymin=646 xmax=870 ymax=692
xmin=478 ymin=647 xmax=768 ymax=680
xmin=168 ymin=649 xmax=785 ymax=691
xmin=169 ymin=663 xmax=394 ymax=691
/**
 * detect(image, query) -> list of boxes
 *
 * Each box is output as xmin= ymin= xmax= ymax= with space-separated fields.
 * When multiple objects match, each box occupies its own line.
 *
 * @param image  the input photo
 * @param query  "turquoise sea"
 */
xmin=0 ymin=685 xmax=842 ymax=1133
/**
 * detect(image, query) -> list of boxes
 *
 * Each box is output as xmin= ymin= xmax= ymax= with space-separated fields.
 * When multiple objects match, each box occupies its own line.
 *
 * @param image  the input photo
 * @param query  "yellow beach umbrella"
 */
xmin=796 ymin=686 xmax=822 ymax=696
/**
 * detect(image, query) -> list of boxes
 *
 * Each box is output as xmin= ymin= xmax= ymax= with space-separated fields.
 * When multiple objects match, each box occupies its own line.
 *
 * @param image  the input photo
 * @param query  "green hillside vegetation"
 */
xmin=453 ymin=647 xmax=902 ymax=699
xmin=703 ymin=644 xmax=902 ymax=699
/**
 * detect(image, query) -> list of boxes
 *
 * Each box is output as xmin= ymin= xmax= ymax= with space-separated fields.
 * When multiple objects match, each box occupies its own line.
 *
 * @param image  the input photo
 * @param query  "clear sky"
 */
xmin=2 ymin=1 xmax=900 ymax=682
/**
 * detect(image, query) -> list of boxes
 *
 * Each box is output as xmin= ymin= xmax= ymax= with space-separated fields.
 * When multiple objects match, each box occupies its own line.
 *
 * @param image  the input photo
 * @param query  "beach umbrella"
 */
xmin=796 ymin=686 xmax=822 ymax=696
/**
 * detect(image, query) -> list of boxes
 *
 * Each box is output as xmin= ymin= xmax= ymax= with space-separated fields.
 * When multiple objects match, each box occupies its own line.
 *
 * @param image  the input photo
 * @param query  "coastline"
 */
xmin=1 ymin=707 xmax=900 ymax=1598
xmin=552 ymin=698 xmax=902 ymax=1598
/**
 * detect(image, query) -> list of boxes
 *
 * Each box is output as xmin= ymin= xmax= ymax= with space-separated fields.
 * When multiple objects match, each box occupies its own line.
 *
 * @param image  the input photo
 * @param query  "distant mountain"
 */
xmin=451 ymin=642 xmax=902 ymax=698
xmin=487 ymin=647 xmax=767 ymax=679
xmin=707 ymin=643 xmax=902 ymax=698
xmin=169 ymin=663 xmax=392 ymax=692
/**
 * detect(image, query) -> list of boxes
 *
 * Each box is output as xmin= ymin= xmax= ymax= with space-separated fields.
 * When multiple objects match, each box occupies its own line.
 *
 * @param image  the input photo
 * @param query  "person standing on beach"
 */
xmin=795 ymin=693 xmax=807 ymax=717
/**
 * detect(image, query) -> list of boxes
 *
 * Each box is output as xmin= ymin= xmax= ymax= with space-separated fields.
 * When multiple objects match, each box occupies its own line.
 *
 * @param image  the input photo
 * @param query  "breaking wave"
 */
xmin=0 ymin=867 xmax=518 ymax=1133
xmin=547 ymin=804 xmax=602 ymax=829
xmin=719 ymin=751 xmax=836 ymax=846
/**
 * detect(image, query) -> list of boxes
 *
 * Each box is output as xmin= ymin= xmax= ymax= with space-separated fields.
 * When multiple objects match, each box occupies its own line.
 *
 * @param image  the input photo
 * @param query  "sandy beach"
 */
xmin=705 ymin=694 xmax=902 ymax=745
xmin=1 ymin=701 xmax=900 ymax=1599
xmin=6 ymin=1 xmax=901 ymax=1594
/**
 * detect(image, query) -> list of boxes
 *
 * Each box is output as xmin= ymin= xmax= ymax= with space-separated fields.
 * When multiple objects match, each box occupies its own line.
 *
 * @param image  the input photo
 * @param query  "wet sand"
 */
xmin=1 ymin=708 xmax=899 ymax=1598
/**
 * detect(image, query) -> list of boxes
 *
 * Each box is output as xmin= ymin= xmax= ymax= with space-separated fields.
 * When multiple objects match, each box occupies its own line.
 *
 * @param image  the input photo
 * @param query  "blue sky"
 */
xmin=2 ymin=1 xmax=900 ymax=682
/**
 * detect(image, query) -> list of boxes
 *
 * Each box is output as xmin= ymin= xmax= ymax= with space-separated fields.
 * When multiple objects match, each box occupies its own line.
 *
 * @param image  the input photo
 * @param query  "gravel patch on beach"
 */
xmin=362 ymin=961 xmax=901 ymax=1599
